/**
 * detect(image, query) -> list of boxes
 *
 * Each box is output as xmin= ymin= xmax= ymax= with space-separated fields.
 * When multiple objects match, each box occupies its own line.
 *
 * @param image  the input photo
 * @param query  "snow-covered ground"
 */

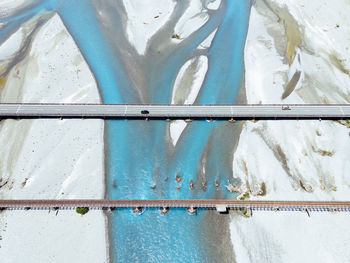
xmin=0 ymin=12 xmax=107 ymax=262
xmin=122 ymin=0 xmax=219 ymax=54
xmin=122 ymin=0 xmax=176 ymax=55
xmin=172 ymin=0 xmax=209 ymax=43
xmin=230 ymin=211 xmax=350 ymax=263
xmin=1 ymin=0 xmax=350 ymax=262
xmin=230 ymin=0 xmax=350 ymax=262
xmin=0 ymin=0 xmax=34 ymax=18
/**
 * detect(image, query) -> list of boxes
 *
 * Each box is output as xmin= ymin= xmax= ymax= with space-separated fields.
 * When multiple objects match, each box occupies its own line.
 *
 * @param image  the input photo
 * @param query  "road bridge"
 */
xmin=1 ymin=200 xmax=350 ymax=212
xmin=1 ymin=103 xmax=350 ymax=119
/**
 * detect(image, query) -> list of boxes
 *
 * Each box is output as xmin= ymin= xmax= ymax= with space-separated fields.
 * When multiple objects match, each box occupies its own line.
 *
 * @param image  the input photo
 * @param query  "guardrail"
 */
xmin=1 ymin=103 xmax=350 ymax=119
xmin=1 ymin=200 xmax=350 ymax=212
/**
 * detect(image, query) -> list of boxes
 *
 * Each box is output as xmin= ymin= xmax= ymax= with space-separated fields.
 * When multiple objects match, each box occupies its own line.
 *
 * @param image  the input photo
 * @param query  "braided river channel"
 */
xmin=0 ymin=0 xmax=252 ymax=261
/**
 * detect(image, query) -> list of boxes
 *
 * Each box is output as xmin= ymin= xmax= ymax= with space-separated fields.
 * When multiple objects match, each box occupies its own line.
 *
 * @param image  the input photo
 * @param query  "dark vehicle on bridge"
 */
xmin=141 ymin=110 xmax=149 ymax=114
xmin=282 ymin=105 xmax=291 ymax=110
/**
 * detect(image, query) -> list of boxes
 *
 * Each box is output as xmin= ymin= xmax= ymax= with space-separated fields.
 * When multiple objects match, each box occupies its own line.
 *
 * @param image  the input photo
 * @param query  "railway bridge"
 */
xmin=1 ymin=200 xmax=350 ymax=213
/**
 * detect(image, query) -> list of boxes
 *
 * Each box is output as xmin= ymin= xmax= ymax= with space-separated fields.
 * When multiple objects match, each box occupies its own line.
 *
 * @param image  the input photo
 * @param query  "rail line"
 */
xmin=1 ymin=103 xmax=350 ymax=119
xmin=1 ymin=200 xmax=350 ymax=212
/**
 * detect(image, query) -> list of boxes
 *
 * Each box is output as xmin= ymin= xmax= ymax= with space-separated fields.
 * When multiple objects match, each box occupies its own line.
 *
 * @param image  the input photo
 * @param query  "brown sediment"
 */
xmin=257 ymin=182 xmax=267 ymax=196
xmin=21 ymin=178 xmax=28 ymax=188
xmin=0 ymin=12 xmax=54 ymax=85
xmin=225 ymin=183 xmax=234 ymax=192
xmin=112 ymin=180 xmax=117 ymax=189
xmin=160 ymin=207 xmax=169 ymax=215
xmin=0 ymin=179 xmax=8 ymax=188
xmin=0 ymin=120 xmax=33 ymax=190
xmin=329 ymin=53 xmax=350 ymax=75
xmin=241 ymin=160 xmax=249 ymax=176
xmin=318 ymin=149 xmax=334 ymax=157
xmin=195 ymin=210 xmax=237 ymax=262
xmin=189 ymin=179 xmax=194 ymax=190
xmin=284 ymin=14 xmax=301 ymax=65
xmin=254 ymin=0 xmax=286 ymax=58
xmin=132 ymin=207 xmax=143 ymax=214
xmin=253 ymin=127 xmax=293 ymax=178
xmin=281 ymin=70 xmax=301 ymax=99
xmin=225 ymin=182 xmax=241 ymax=193
xmin=201 ymin=181 xmax=207 ymax=191
xmin=0 ymin=65 xmax=6 ymax=75
xmin=214 ymin=180 xmax=220 ymax=189
xmin=298 ymin=73 xmax=350 ymax=104
xmin=311 ymin=145 xmax=334 ymax=157
xmin=263 ymin=0 xmax=301 ymax=64
xmin=175 ymin=173 xmax=182 ymax=182
xmin=299 ymin=180 xmax=313 ymax=193
xmin=186 ymin=206 xmax=197 ymax=214
xmin=0 ymin=75 xmax=8 ymax=89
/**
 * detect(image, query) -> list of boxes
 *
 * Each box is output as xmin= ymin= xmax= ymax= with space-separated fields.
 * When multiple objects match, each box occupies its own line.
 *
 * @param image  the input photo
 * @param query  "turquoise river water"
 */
xmin=0 ymin=1 xmax=252 ymax=262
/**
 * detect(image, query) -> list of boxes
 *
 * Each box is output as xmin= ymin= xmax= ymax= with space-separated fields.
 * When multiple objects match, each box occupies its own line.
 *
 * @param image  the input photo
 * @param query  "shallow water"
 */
xmin=0 ymin=0 xmax=252 ymax=262
xmin=104 ymin=1 xmax=252 ymax=261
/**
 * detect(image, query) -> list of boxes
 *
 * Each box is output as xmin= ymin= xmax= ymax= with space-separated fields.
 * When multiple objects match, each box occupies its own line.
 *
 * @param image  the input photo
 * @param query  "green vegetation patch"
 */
xmin=337 ymin=120 xmax=350 ymax=128
xmin=76 ymin=207 xmax=89 ymax=215
xmin=240 ymin=192 xmax=250 ymax=200
xmin=319 ymin=150 xmax=334 ymax=157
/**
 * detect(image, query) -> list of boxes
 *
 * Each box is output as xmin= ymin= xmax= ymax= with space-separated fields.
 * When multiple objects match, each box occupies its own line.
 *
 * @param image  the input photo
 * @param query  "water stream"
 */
xmin=0 ymin=1 xmax=252 ymax=261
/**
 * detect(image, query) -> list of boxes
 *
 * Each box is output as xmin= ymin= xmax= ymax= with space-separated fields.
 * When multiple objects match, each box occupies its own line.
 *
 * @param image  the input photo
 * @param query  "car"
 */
xmin=282 ymin=105 xmax=291 ymax=110
xmin=141 ymin=110 xmax=149 ymax=114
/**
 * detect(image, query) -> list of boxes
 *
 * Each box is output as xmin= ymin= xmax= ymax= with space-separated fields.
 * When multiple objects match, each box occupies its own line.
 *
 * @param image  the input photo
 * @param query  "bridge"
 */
xmin=1 ymin=200 xmax=350 ymax=212
xmin=1 ymin=103 xmax=350 ymax=119
xmin=2 ymin=104 xmax=349 ymax=214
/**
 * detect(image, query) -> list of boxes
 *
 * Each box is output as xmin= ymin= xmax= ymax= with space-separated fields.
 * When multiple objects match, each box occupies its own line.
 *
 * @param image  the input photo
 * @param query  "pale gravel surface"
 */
xmin=230 ymin=1 xmax=350 ymax=262
xmin=1 ymin=0 xmax=349 ymax=262
xmin=0 ymin=12 xmax=108 ymax=263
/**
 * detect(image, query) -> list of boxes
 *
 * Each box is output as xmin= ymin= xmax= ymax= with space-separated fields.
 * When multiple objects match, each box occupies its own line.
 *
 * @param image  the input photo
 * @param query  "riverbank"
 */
xmin=230 ymin=0 xmax=350 ymax=262
xmin=0 ymin=12 xmax=107 ymax=262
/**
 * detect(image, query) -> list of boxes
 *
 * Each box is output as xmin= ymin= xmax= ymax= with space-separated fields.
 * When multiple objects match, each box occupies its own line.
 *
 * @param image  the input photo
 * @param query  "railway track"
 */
xmin=1 ymin=200 xmax=350 ymax=212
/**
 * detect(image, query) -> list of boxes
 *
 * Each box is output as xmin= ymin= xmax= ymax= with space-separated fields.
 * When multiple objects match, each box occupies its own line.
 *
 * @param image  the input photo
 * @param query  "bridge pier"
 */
xmin=132 ymin=207 xmax=144 ymax=214
xmin=216 ymin=204 xmax=228 ymax=213
xmin=186 ymin=206 xmax=197 ymax=215
xmin=160 ymin=207 xmax=169 ymax=215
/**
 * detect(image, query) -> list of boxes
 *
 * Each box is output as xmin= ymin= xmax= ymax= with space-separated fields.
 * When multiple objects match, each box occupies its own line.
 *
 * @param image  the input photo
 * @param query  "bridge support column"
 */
xmin=216 ymin=204 xmax=228 ymax=213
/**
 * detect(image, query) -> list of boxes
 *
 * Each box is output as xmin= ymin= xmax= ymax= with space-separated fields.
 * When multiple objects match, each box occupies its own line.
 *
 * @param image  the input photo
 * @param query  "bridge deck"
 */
xmin=1 ymin=200 xmax=350 ymax=212
xmin=1 ymin=103 xmax=350 ymax=119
